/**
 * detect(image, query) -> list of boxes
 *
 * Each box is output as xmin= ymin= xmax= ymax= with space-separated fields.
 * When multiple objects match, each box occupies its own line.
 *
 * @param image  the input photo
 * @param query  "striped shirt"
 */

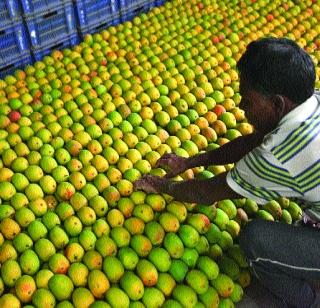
xmin=226 ymin=92 xmax=320 ymax=210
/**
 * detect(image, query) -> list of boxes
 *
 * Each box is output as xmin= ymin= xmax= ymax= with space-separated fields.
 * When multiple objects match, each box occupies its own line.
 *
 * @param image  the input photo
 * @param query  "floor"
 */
xmin=238 ymin=278 xmax=320 ymax=308
xmin=237 ymin=277 xmax=284 ymax=308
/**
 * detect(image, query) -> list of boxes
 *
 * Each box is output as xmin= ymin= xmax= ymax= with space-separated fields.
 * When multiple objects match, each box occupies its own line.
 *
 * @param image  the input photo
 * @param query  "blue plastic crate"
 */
xmin=0 ymin=21 xmax=30 ymax=67
xmin=20 ymin=0 xmax=70 ymax=16
xmin=0 ymin=51 xmax=32 ymax=79
xmin=78 ymin=18 xmax=120 ymax=38
xmin=118 ymin=0 xmax=150 ymax=9
xmin=120 ymin=0 xmax=151 ymax=22
xmin=155 ymin=0 xmax=165 ymax=6
xmin=75 ymin=0 xmax=120 ymax=30
xmin=120 ymin=8 xmax=148 ymax=22
xmin=25 ymin=2 xmax=77 ymax=49
xmin=0 ymin=0 xmax=22 ymax=28
xmin=32 ymin=32 xmax=79 ymax=61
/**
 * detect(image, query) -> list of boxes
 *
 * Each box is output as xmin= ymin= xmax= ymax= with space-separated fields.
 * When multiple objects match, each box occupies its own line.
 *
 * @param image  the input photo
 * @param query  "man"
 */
xmin=135 ymin=37 xmax=320 ymax=307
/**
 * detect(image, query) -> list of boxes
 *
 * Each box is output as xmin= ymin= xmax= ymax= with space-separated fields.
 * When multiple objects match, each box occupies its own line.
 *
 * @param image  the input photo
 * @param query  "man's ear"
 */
xmin=272 ymin=95 xmax=286 ymax=118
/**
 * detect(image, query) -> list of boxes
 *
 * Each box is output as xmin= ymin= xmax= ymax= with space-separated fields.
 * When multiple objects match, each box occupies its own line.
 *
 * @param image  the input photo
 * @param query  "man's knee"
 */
xmin=239 ymin=219 xmax=266 ymax=260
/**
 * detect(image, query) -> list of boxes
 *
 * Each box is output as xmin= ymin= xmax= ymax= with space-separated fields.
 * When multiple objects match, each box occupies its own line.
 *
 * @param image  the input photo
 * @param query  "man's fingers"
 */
xmin=155 ymin=153 xmax=177 ymax=168
xmin=155 ymin=158 xmax=170 ymax=168
xmin=164 ymin=170 xmax=176 ymax=178
xmin=134 ymin=176 xmax=159 ymax=193
xmin=161 ymin=153 xmax=173 ymax=159
xmin=133 ymin=178 xmax=144 ymax=191
xmin=134 ymin=181 xmax=150 ymax=192
xmin=134 ymin=176 xmax=149 ymax=188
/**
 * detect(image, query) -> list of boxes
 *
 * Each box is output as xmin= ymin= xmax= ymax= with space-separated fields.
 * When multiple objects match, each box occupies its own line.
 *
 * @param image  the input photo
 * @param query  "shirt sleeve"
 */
xmin=226 ymin=146 xmax=302 ymax=204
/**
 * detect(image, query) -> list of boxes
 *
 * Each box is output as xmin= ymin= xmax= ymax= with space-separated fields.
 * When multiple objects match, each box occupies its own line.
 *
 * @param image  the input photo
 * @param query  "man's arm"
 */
xmin=134 ymin=173 xmax=241 ymax=204
xmin=157 ymin=132 xmax=264 ymax=177
xmin=187 ymin=132 xmax=263 ymax=168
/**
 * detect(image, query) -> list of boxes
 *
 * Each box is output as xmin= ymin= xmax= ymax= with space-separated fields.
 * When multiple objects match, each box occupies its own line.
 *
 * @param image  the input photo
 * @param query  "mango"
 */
xmin=211 ymin=273 xmax=234 ymax=298
xmin=262 ymin=200 xmax=282 ymax=219
xmin=120 ymin=271 xmax=144 ymax=301
xmin=186 ymin=269 xmax=209 ymax=294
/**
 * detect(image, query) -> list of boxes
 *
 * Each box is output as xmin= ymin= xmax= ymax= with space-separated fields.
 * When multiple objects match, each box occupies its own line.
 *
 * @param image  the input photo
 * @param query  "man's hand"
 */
xmin=155 ymin=153 xmax=188 ymax=178
xmin=134 ymin=175 xmax=170 ymax=194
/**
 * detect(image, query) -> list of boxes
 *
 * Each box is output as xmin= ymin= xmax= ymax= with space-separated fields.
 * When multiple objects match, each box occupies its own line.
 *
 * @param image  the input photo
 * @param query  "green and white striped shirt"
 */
xmin=227 ymin=92 xmax=320 ymax=211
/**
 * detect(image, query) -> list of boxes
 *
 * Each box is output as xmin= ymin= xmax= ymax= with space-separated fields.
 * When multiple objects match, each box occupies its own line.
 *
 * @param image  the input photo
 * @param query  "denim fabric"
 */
xmin=239 ymin=219 xmax=320 ymax=308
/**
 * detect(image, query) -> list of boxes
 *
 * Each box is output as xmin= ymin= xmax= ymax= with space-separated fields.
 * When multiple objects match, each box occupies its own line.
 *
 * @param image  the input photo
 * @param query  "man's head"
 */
xmin=237 ymin=37 xmax=316 ymax=133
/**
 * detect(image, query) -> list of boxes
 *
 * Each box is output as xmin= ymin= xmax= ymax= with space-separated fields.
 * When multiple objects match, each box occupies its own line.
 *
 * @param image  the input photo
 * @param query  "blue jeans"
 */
xmin=239 ymin=220 xmax=320 ymax=308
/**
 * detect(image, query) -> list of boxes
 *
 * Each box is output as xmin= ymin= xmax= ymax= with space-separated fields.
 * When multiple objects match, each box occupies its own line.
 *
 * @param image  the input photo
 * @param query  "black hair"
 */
xmin=237 ymin=37 xmax=315 ymax=104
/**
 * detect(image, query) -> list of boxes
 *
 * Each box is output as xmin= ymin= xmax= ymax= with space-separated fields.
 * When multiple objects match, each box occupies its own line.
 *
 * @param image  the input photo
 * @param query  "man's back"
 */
xmin=227 ymin=92 xmax=320 ymax=207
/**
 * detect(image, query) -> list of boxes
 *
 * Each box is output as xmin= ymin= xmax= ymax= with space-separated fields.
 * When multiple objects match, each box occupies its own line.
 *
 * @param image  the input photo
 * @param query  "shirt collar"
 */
xmin=278 ymin=94 xmax=318 ymax=125
xmin=262 ymin=94 xmax=318 ymax=145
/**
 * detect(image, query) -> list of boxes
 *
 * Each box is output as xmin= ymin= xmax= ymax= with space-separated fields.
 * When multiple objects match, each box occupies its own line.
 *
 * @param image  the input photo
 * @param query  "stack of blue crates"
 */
xmin=74 ymin=0 xmax=121 ymax=38
xmin=21 ymin=0 xmax=80 ymax=61
xmin=155 ymin=0 xmax=166 ymax=6
xmin=0 ymin=0 xmax=168 ymax=78
xmin=119 ymin=0 xmax=151 ymax=22
xmin=0 ymin=0 xmax=32 ymax=78
xmin=119 ymin=0 xmax=159 ymax=23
